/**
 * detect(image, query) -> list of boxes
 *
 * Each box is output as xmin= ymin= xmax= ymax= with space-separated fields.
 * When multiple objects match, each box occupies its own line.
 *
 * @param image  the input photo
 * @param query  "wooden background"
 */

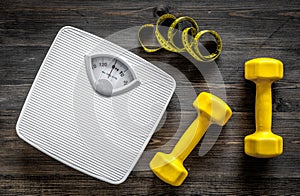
xmin=1 ymin=0 xmax=299 ymax=195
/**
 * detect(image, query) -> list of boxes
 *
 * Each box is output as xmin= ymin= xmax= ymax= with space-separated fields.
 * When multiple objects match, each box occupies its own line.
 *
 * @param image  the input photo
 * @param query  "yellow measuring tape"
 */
xmin=138 ymin=14 xmax=222 ymax=62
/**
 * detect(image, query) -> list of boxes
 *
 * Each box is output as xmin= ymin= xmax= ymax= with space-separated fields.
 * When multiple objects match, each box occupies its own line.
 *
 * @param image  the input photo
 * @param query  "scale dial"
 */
xmin=85 ymin=53 xmax=140 ymax=96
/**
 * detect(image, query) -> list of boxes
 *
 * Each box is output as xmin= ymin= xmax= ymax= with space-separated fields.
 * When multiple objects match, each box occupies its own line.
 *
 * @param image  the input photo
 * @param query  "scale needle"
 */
xmin=108 ymin=59 xmax=117 ymax=78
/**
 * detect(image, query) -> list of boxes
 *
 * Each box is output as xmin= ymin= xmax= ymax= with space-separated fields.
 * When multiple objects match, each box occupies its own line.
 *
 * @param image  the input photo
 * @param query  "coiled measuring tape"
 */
xmin=138 ymin=14 xmax=222 ymax=62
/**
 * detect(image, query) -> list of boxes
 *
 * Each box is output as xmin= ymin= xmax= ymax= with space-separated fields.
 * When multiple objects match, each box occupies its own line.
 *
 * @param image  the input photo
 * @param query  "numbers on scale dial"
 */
xmin=91 ymin=57 xmax=135 ymax=88
xmin=86 ymin=54 xmax=140 ymax=97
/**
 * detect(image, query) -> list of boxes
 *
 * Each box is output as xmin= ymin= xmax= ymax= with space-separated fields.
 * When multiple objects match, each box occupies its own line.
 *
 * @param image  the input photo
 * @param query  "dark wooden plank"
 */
xmin=1 ymin=0 xmax=299 ymax=195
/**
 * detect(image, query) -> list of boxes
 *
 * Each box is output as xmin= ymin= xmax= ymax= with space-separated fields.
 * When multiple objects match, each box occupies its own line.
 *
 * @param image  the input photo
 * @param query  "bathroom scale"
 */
xmin=16 ymin=26 xmax=176 ymax=184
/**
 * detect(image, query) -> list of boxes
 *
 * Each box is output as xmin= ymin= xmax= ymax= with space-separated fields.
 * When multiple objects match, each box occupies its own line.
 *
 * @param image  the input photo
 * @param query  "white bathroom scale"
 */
xmin=16 ymin=26 xmax=176 ymax=184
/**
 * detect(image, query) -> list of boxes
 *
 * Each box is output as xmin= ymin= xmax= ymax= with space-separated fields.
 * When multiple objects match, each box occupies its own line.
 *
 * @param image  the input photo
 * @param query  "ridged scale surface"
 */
xmin=17 ymin=26 xmax=175 ymax=184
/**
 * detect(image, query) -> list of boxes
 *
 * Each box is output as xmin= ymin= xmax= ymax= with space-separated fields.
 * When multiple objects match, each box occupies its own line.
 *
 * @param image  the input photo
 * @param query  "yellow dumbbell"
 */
xmin=244 ymin=58 xmax=284 ymax=158
xmin=149 ymin=92 xmax=232 ymax=186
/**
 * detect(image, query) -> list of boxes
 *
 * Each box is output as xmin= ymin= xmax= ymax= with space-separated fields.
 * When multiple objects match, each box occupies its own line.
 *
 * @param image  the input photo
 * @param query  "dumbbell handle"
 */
xmin=171 ymin=114 xmax=210 ymax=161
xmin=255 ymin=81 xmax=272 ymax=132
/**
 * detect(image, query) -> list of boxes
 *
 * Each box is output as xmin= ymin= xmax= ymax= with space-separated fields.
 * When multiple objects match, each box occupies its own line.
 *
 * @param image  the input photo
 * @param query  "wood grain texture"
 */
xmin=0 ymin=0 xmax=299 ymax=195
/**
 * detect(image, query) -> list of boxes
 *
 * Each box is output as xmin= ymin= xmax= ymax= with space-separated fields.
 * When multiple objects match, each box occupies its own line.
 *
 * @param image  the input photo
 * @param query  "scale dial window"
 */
xmin=85 ymin=54 xmax=140 ymax=96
